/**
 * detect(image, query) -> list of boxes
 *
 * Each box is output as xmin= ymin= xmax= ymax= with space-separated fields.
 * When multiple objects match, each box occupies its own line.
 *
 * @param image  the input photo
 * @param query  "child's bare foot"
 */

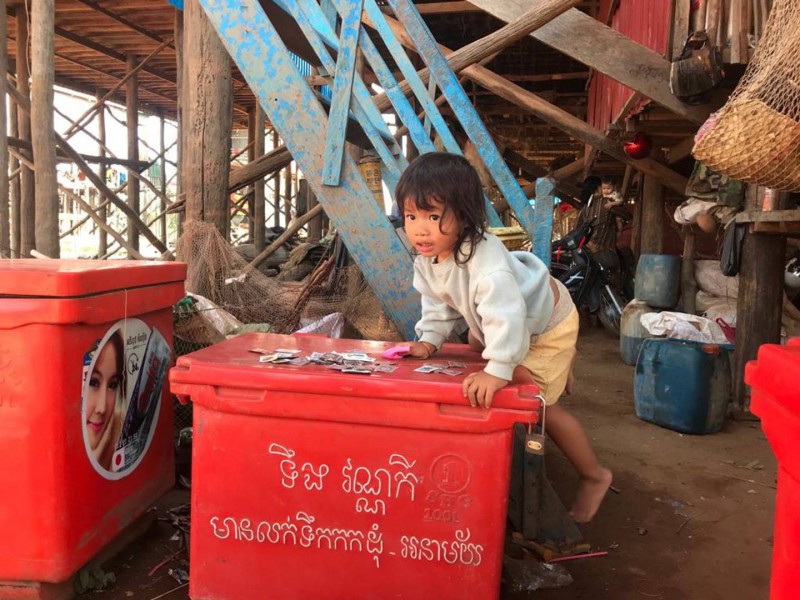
xmin=570 ymin=467 xmax=612 ymax=523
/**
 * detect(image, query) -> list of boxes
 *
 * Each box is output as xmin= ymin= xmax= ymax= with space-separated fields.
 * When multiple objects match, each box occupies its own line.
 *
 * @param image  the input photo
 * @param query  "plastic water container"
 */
xmin=635 ymin=254 xmax=682 ymax=309
xmin=620 ymin=300 xmax=658 ymax=366
xmin=746 ymin=339 xmax=800 ymax=599
xmin=634 ymin=338 xmax=733 ymax=434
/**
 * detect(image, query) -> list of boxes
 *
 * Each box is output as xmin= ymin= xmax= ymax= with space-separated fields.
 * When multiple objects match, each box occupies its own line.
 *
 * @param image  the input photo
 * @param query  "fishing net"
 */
xmin=693 ymin=0 xmax=800 ymax=190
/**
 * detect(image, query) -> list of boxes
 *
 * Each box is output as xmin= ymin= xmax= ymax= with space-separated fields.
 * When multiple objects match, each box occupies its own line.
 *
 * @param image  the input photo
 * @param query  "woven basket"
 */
xmin=694 ymin=97 xmax=800 ymax=191
xmin=488 ymin=226 xmax=529 ymax=251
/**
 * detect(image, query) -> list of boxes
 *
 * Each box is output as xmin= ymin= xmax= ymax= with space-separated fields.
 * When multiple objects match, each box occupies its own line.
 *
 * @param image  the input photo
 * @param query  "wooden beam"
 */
xmin=183 ymin=0 xmax=233 ymax=238
xmin=6 ymin=137 xmax=149 ymax=170
xmin=733 ymin=187 xmax=789 ymax=408
xmin=414 ymin=1 xmax=483 ymax=14
xmin=372 ymin=13 xmax=689 ymax=195
xmin=501 ymin=71 xmax=591 ymax=83
xmin=667 ymin=136 xmax=695 ymax=165
xmin=640 ymin=175 xmax=664 ymax=254
xmin=174 ymin=6 xmax=184 ymax=233
xmin=467 ymin=0 xmax=711 ymax=124
xmin=0 ymin=0 xmax=7 ymax=257
xmin=74 ymin=0 xmax=171 ymax=45
xmin=9 ymin=54 xmax=20 ymax=256
xmin=229 ymin=145 xmax=293 ymax=193
xmin=670 ymin=0 xmax=692 ymax=60
xmin=247 ymin=204 xmax=323 ymax=271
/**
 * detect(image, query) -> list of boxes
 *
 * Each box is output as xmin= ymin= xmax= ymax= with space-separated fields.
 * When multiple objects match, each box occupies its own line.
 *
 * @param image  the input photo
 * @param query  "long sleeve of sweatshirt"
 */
xmin=413 ymin=266 xmax=460 ymax=348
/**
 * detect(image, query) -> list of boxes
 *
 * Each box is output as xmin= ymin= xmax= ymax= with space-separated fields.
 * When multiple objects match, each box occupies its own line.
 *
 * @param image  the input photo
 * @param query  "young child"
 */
xmin=397 ymin=152 xmax=612 ymax=523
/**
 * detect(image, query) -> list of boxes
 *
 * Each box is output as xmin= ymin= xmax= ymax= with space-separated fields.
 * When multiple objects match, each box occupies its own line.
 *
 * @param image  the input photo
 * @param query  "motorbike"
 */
xmin=550 ymin=216 xmax=631 ymax=335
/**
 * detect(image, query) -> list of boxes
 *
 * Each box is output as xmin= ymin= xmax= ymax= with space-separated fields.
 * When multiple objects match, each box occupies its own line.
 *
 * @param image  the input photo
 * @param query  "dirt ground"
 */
xmin=92 ymin=322 xmax=777 ymax=600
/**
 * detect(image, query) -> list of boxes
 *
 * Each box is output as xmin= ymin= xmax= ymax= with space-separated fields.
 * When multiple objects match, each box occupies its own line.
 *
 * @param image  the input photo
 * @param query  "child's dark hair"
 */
xmin=395 ymin=152 xmax=486 ymax=264
xmin=601 ymin=175 xmax=616 ymax=187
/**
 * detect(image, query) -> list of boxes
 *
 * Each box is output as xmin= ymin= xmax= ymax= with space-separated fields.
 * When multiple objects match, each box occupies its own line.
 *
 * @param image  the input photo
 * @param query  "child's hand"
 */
xmin=462 ymin=370 xmax=509 ymax=409
xmin=407 ymin=341 xmax=437 ymax=359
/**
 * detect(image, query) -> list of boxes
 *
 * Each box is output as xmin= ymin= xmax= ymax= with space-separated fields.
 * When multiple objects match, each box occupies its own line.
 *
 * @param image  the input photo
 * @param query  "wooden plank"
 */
xmin=467 ymin=0 xmax=711 ymax=124
xmin=183 ymin=0 xmax=232 ymax=239
xmin=200 ymin=0 xmax=421 ymax=338
xmin=321 ymin=0 xmax=363 ymax=186
xmin=229 ymin=145 xmax=293 ymax=193
xmin=0 ymin=0 xmax=7 ymax=257
xmin=386 ymin=0 xmax=549 ymax=256
xmin=736 ymin=208 xmax=800 ymax=224
xmin=16 ymin=8 xmax=34 ymax=256
xmin=372 ymin=13 xmax=690 ymax=196
xmin=640 ymin=175 xmax=664 ymax=254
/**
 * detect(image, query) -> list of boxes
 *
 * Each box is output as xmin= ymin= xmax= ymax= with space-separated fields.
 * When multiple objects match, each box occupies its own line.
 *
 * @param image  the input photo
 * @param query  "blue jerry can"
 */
xmin=634 ymin=338 xmax=733 ymax=434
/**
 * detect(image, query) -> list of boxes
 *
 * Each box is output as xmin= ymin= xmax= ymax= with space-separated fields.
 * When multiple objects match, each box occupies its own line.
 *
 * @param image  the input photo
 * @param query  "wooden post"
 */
xmin=254 ymin=105 xmax=266 ymax=251
xmin=0 ymin=0 xmax=8 ymax=258
xmin=284 ymin=161 xmax=292 ymax=225
xmin=97 ymin=94 xmax=107 ymax=255
xmin=639 ymin=175 xmax=664 ymax=255
xmin=247 ymin=107 xmax=257 ymax=240
xmin=125 ymin=54 xmax=140 ymax=253
xmin=183 ymin=0 xmax=233 ymax=238
xmin=9 ymin=55 xmax=20 ymax=256
xmin=679 ymin=225 xmax=697 ymax=314
xmin=16 ymin=8 xmax=35 ymax=256
xmin=31 ymin=0 xmax=59 ymax=257
xmin=272 ymin=130 xmax=281 ymax=228
xmin=306 ymin=181 xmax=322 ymax=242
xmin=159 ymin=113 xmax=167 ymax=244
xmin=174 ymin=7 xmax=184 ymax=234
xmin=733 ymin=187 xmax=789 ymax=409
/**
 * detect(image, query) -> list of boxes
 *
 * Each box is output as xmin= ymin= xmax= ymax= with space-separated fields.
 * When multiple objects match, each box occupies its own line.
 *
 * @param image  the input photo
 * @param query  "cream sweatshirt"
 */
xmin=413 ymin=233 xmax=554 ymax=381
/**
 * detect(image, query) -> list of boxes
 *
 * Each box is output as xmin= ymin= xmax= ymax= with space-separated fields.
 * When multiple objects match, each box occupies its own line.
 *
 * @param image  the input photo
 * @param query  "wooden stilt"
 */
xmin=183 ymin=0 xmax=233 ymax=238
xmin=97 ymin=94 xmax=107 ymax=255
xmin=159 ymin=112 xmax=167 ymax=244
xmin=284 ymin=161 xmax=292 ymax=225
xmin=733 ymin=187 xmax=789 ymax=409
xmin=272 ymin=130 xmax=280 ymax=228
xmin=16 ymin=8 xmax=34 ymax=256
xmin=247 ymin=107 xmax=257 ymax=240
xmin=305 ymin=180 xmax=322 ymax=242
xmin=126 ymin=54 xmax=140 ymax=253
xmin=9 ymin=56 xmax=20 ymax=256
xmin=639 ymin=175 xmax=664 ymax=255
xmin=254 ymin=105 xmax=266 ymax=251
xmin=174 ymin=7 xmax=184 ymax=235
xmin=31 ymin=0 xmax=59 ymax=257
xmin=0 ymin=0 xmax=8 ymax=258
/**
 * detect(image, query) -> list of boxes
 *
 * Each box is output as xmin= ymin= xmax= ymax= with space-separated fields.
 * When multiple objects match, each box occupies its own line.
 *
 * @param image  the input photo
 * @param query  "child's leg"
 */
xmin=517 ymin=308 xmax=611 ymax=523
xmin=544 ymin=403 xmax=612 ymax=523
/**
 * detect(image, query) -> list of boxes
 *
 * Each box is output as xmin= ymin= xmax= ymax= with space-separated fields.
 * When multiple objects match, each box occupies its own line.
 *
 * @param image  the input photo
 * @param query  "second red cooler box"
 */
xmin=0 ymin=259 xmax=186 ymax=597
xmin=170 ymin=333 xmax=541 ymax=600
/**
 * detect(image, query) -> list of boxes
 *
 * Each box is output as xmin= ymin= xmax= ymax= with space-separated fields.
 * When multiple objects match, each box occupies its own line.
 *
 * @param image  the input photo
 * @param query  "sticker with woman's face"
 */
xmin=82 ymin=318 xmax=171 ymax=479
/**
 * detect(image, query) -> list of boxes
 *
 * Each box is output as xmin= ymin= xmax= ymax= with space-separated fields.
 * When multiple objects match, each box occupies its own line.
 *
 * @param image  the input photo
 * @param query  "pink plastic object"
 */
xmin=382 ymin=344 xmax=411 ymax=359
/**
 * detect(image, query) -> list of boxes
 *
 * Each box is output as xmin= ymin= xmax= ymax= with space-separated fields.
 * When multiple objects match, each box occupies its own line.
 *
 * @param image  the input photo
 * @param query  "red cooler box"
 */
xmin=170 ymin=333 xmax=541 ymax=600
xmin=746 ymin=338 xmax=800 ymax=600
xmin=0 ymin=259 xmax=186 ymax=597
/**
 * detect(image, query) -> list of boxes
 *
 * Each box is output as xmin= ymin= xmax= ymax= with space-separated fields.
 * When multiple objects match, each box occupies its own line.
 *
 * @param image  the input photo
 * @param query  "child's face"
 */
xmin=403 ymin=199 xmax=461 ymax=261
xmin=601 ymin=183 xmax=615 ymax=196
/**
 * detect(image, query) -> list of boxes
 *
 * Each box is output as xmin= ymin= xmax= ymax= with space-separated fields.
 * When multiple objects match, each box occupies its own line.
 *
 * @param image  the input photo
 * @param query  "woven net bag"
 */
xmin=693 ymin=0 xmax=800 ymax=191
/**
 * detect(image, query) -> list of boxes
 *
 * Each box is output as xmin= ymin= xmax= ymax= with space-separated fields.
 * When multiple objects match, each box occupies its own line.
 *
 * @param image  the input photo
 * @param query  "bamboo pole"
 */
xmin=0 ymin=0 xmax=8 ymax=257
xmin=62 ymin=36 xmax=173 ymax=140
xmin=31 ymin=0 xmax=59 ymax=257
xmin=159 ymin=113 xmax=167 ymax=244
xmin=16 ymin=7 xmax=34 ymax=256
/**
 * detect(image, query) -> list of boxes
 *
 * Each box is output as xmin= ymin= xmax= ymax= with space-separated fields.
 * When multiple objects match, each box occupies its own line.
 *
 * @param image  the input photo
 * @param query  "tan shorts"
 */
xmin=519 ymin=307 xmax=579 ymax=406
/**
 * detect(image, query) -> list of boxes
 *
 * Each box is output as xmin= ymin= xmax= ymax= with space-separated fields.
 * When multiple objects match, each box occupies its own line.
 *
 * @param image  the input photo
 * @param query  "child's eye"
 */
xmin=429 ymin=214 xmax=440 ymax=222
xmin=405 ymin=214 xmax=415 ymax=221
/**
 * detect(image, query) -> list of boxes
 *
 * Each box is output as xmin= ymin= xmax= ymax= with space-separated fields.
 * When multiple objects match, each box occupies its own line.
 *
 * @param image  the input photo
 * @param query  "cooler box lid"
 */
xmin=746 ymin=338 xmax=800 ymax=414
xmin=0 ymin=259 xmax=187 ymax=298
xmin=171 ymin=332 xmax=542 ymax=413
